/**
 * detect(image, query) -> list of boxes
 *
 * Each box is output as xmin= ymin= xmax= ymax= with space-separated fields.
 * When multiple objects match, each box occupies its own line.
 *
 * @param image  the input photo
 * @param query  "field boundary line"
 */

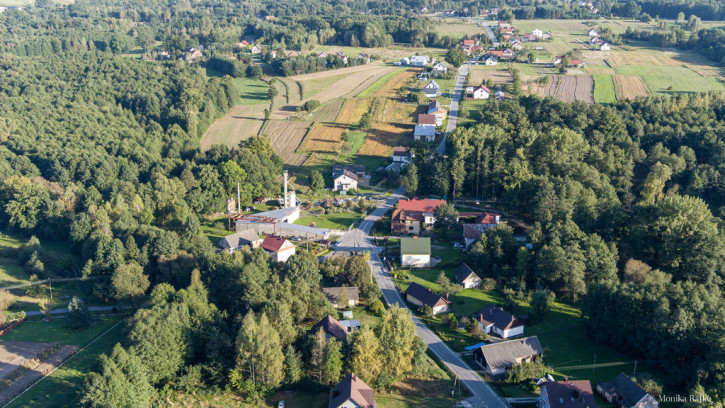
xmin=293 ymin=122 xmax=317 ymax=155
xmin=2 ymin=318 xmax=126 ymax=408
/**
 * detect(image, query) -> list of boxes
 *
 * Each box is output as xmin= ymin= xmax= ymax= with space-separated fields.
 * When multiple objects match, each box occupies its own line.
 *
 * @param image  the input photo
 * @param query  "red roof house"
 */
xmin=261 ymin=235 xmax=296 ymax=262
xmin=392 ymin=199 xmax=446 ymax=234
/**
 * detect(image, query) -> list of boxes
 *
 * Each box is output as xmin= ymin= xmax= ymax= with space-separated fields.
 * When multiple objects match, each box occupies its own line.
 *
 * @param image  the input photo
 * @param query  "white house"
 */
xmin=400 ymin=237 xmax=431 ymax=268
xmin=261 ymin=235 xmax=296 ymax=262
xmin=485 ymin=55 xmax=498 ymax=65
xmin=333 ymin=169 xmax=358 ymax=192
xmin=510 ymin=40 xmax=523 ymax=51
xmin=455 ymin=263 xmax=482 ymax=289
xmin=474 ymin=305 xmax=526 ymax=338
xmin=532 ymin=28 xmax=544 ymax=37
xmin=392 ymin=146 xmax=412 ymax=164
xmin=432 ymin=62 xmax=447 ymax=76
xmin=410 ymin=55 xmax=430 ymax=67
xmin=422 ymin=80 xmax=440 ymax=97
xmin=588 ymin=28 xmax=598 ymax=37
xmin=600 ymin=42 xmax=611 ymax=51
xmin=414 ymin=125 xmax=436 ymax=142
xmin=250 ymin=44 xmax=261 ymax=53
xmin=405 ymin=282 xmax=451 ymax=315
xmin=473 ymin=85 xmax=490 ymax=100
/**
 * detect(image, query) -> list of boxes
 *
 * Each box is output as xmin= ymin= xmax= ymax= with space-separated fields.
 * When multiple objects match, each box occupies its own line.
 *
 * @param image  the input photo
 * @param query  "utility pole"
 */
xmin=48 ymin=278 xmax=52 ymax=303
xmin=633 ymin=360 xmax=638 ymax=377
xmin=592 ymin=354 xmax=596 ymax=374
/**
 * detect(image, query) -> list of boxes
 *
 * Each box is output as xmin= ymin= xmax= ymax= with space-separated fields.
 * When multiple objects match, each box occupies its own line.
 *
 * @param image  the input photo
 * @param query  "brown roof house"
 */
xmin=455 ymin=263 xmax=482 ymax=289
xmin=472 ymin=336 xmax=543 ymax=376
xmin=392 ymin=198 xmax=445 ymax=234
xmin=323 ymin=286 xmax=360 ymax=308
xmin=474 ymin=305 xmax=526 ymax=338
xmin=329 ymin=373 xmax=375 ymax=408
xmin=542 ymin=380 xmax=597 ymax=408
xmin=405 ymin=281 xmax=451 ymax=315
xmin=217 ymin=229 xmax=262 ymax=253
xmin=261 ymin=235 xmax=296 ymax=262
xmin=463 ymin=212 xmax=500 ymax=247
xmin=310 ymin=314 xmax=360 ymax=341
xmin=597 ymin=374 xmax=659 ymax=408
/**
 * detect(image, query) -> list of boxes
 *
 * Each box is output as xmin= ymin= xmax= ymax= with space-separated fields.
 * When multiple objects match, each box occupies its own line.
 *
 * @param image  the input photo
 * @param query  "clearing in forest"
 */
xmin=613 ymin=75 xmax=650 ymax=100
xmin=263 ymin=120 xmax=312 ymax=164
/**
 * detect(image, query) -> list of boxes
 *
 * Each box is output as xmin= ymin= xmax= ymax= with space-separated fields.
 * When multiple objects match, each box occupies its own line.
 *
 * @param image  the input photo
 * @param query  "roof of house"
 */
xmin=544 ymin=381 xmax=597 ymax=408
xmin=486 ymin=50 xmax=503 ymax=57
xmin=332 ymin=164 xmax=365 ymax=174
xmin=477 ymin=212 xmax=500 ymax=224
xmin=329 ymin=374 xmax=375 ymax=408
xmin=476 ymin=336 xmax=543 ymax=371
xmin=424 ymin=80 xmax=440 ymax=90
xmin=261 ymin=235 xmax=291 ymax=252
xmin=393 ymin=146 xmax=411 ymax=156
xmin=463 ymin=39 xmax=475 ymax=45
xmin=323 ymin=287 xmax=360 ymax=304
xmin=414 ymin=125 xmax=436 ymax=137
xmin=311 ymin=314 xmax=348 ymax=341
xmin=418 ymin=114 xmax=437 ymax=125
xmin=474 ymin=85 xmax=491 ymax=94
xmin=333 ymin=168 xmax=359 ymax=181
xmin=410 ymin=55 xmax=429 ymax=62
xmin=475 ymin=305 xmax=525 ymax=330
xmin=218 ymin=229 xmax=260 ymax=249
xmin=401 ymin=237 xmax=431 ymax=255
xmin=398 ymin=198 xmax=445 ymax=214
xmin=597 ymin=374 xmax=650 ymax=408
xmin=405 ymin=281 xmax=450 ymax=308
xmin=463 ymin=223 xmax=491 ymax=239
xmin=455 ymin=263 xmax=480 ymax=284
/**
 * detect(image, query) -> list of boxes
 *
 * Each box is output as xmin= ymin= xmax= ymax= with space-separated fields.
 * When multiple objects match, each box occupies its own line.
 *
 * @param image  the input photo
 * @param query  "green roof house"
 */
xmin=400 ymin=237 xmax=431 ymax=267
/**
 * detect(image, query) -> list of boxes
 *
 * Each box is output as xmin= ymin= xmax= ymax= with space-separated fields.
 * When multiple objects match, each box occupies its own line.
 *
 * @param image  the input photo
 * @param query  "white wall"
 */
xmin=401 ymin=254 xmax=430 ymax=267
xmin=406 ymin=293 xmax=424 ymax=307
xmin=275 ymin=247 xmax=296 ymax=263
xmin=496 ymin=325 xmax=524 ymax=339
xmin=432 ymin=304 xmax=450 ymax=315
xmin=463 ymin=278 xmax=481 ymax=289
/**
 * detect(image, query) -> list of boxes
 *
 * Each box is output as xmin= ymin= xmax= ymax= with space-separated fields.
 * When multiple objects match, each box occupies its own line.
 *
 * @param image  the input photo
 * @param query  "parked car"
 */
xmin=452 ymin=242 xmax=465 ymax=249
xmin=278 ymin=401 xmax=286 ymax=408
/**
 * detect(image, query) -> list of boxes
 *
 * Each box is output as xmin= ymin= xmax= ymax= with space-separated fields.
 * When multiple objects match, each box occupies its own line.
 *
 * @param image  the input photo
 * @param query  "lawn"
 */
xmin=1 ymin=315 xmax=124 ymax=346
xmin=592 ymin=74 xmax=617 ymax=104
xmin=356 ymin=68 xmax=406 ymax=98
xmin=233 ymin=77 xmax=271 ymax=105
xmin=299 ymin=72 xmax=354 ymax=99
xmin=294 ymin=211 xmax=362 ymax=230
xmin=614 ymin=65 xmax=725 ymax=95
xmin=4 ymin=319 xmax=125 ymax=408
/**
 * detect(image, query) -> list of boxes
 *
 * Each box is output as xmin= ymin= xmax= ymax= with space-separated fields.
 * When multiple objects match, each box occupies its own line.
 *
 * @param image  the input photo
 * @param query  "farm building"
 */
xmin=286 ymin=50 xmax=298 ymax=57
xmin=235 ymin=207 xmax=331 ymax=240
xmin=474 ymin=305 xmax=526 ymax=338
xmin=392 ymin=198 xmax=445 ymax=234
xmin=405 ymin=282 xmax=451 ymax=315
xmin=261 ymin=235 xmax=296 ymax=262
xmin=427 ymin=100 xmax=446 ymax=125
xmin=333 ymin=168 xmax=359 ymax=192
xmin=597 ymin=373 xmax=659 ymax=408
xmin=323 ymin=287 xmax=360 ymax=308
xmin=473 ymin=85 xmax=491 ymax=99
xmin=455 ymin=263 xmax=482 ymax=288
xmin=410 ymin=55 xmax=430 ymax=66
xmin=414 ymin=125 xmax=436 ymax=142
xmin=542 ymin=381 xmax=597 ymax=408
xmin=422 ymin=80 xmax=441 ymax=97
xmin=329 ymin=374 xmax=375 ymax=408
xmin=472 ymin=336 xmax=543 ymax=376
xmin=400 ymin=237 xmax=432 ymax=268
xmin=217 ymin=229 xmax=262 ymax=253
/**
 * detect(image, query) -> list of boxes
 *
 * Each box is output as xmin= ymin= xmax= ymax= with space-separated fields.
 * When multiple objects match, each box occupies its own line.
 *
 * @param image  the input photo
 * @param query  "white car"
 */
xmin=278 ymin=401 xmax=286 ymax=408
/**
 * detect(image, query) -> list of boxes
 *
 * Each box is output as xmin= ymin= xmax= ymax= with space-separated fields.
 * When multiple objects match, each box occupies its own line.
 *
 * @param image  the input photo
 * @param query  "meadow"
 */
xmin=592 ymin=74 xmax=617 ymax=103
xmin=614 ymin=65 xmax=725 ymax=94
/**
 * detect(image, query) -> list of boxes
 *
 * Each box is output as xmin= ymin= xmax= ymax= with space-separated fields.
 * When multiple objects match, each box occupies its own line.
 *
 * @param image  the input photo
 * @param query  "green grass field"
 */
xmin=233 ymin=77 xmax=271 ymax=105
xmin=0 ymin=0 xmax=32 ymax=6
xmin=356 ymin=68 xmax=406 ymax=98
xmin=614 ymin=65 xmax=725 ymax=95
xmin=1 ymin=316 xmax=123 ymax=345
xmin=299 ymin=72 xmax=353 ymax=99
xmin=294 ymin=211 xmax=361 ymax=230
xmin=592 ymin=74 xmax=617 ymax=103
xmin=4 ymin=319 xmax=125 ymax=408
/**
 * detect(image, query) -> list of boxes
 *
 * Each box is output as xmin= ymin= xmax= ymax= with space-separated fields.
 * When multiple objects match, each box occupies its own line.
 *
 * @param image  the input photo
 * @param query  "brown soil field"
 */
xmin=468 ymin=68 xmax=514 ymax=86
xmin=608 ymin=49 xmax=679 ymax=66
xmin=359 ymin=123 xmax=412 ymax=157
xmin=263 ymin=120 xmax=312 ymax=164
xmin=311 ymin=99 xmax=344 ymax=122
xmin=200 ymin=104 xmax=266 ymax=151
xmin=337 ymin=98 xmax=373 ymax=125
xmin=542 ymin=75 xmax=559 ymax=97
xmin=298 ymin=123 xmax=347 ymax=154
xmin=0 ymin=341 xmax=53 ymax=381
xmin=372 ymin=69 xmax=419 ymax=98
xmin=614 ymin=75 xmax=650 ymax=100
xmin=542 ymin=75 xmax=594 ymax=103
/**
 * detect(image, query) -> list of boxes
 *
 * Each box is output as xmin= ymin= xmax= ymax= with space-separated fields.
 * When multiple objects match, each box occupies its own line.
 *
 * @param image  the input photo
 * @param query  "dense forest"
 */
xmin=399 ymin=93 xmax=725 ymax=401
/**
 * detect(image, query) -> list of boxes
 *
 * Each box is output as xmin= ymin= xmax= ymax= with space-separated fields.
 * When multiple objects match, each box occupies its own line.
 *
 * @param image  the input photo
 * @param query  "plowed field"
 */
xmin=264 ymin=120 xmax=312 ymax=164
xmin=614 ymin=75 xmax=649 ymax=100
xmin=541 ymin=75 xmax=594 ymax=103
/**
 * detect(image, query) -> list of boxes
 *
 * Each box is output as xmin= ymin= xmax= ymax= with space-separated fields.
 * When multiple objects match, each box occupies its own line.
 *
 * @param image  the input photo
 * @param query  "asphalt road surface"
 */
xmin=335 ymin=186 xmax=509 ymax=408
xmin=436 ymin=63 xmax=470 ymax=155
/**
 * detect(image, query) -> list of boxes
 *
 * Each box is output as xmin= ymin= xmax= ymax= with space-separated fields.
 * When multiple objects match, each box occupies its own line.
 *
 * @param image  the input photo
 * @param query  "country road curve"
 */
xmin=335 ymin=186 xmax=509 ymax=408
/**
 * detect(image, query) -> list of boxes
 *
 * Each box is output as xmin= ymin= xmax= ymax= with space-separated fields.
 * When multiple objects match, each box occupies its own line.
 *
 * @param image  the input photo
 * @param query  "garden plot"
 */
xmin=0 ymin=341 xmax=53 ymax=381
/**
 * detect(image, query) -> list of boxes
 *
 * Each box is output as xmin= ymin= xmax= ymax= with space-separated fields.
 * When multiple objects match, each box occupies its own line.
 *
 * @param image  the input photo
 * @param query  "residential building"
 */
xmin=600 ymin=42 xmax=610 ymax=51
xmin=400 ymin=237 xmax=432 ymax=268
xmin=261 ymin=235 xmax=296 ymax=262
xmin=432 ymin=62 xmax=448 ymax=76
xmin=472 ymin=336 xmax=543 ymax=375
xmin=286 ymin=50 xmax=299 ymax=58
xmin=183 ymin=47 xmax=202 ymax=62
xmin=400 ymin=57 xmax=410 ymax=65
xmin=542 ymin=32 xmax=553 ymax=40
xmin=588 ymin=28 xmax=598 ymax=37
xmin=358 ymin=53 xmax=372 ymax=62
xmin=323 ymin=287 xmax=360 ymax=308
xmin=568 ymin=59 xmax=583 ymax=67
xmin=542 ymin=381 xmax=597 ymax=408
xmin=217 ymin=230 xmax=262 ymax=253
xmin=332 ymin=164 xmax=366 ymax=179
xmin=333 ymin=169 xmax=358 ymax=192
xmin=329 ymin=374 xmax=375 ymax=408
xmin=418 ymin=113 xmax=437 ymax=127
xmin=473 ymin=85 xmax=491 ymax=99
xmin=462 ymin=212 xmax=500 ymax=246
xmin=405 ymin=281 xmax=451 ymax=314
xmin=269 ymin=50 xmax=277 ymax=59
xmin=392 ymin=146 xmax=412 ymax=164
xmin=597 ymin=373 xmax=659 ymax=408
xmin=414 ymin=125 xmax=436 ymax=142
xmin=422 ymin=80 xmax=441 ymax=97
xmin=427 ymin=100 xmax=447 ymax=126
xmin=410 ymin=55 xmax=430 ymax=66
xmin=500 ymin=48 xmax=515 ymax=59
xmin=495 ymin=90 xmax=505 ymax=99
xmin=532 ymin=28 xmax=544 ymax=37
xmin=455 ymin=263 xmax=482 ymax=288
xmin=392 ymin=198 xmax=445 ymax=233
xmin=310 ymin=314 xmax=348 ymax=341
xmin=463 ymin=39 xmax=475 ymax=46
xmin=511 ymin=40 xmax=523 ymax=51
xmin=485 ymin=55 xmax=499 ymax=65
xmin=250 ymin=44 xmax=261 ymax=53
xmin=474 ymin=305 xmax=526 ymax=338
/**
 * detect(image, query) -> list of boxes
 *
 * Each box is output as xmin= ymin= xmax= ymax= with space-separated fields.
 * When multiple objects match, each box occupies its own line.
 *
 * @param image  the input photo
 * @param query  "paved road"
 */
xmin=24 ymin=305 xmax=129 ymax=317
xmin=436 ymin=63 xmax=470 ymax=155
xmin=482 ymin=22 xmax=499 ymax=46
xmin=335 ymin=186 xmax=509 ymax=408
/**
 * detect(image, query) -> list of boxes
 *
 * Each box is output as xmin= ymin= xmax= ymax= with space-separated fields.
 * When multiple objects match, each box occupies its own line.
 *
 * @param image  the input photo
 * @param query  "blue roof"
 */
xmin=464 ymin=341 xmax=487 ymax=351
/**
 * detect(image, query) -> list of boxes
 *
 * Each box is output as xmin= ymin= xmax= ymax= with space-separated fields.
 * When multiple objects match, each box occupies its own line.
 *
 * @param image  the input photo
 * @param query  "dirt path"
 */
xmin=0 ymin=345 xmax=77 ymax=406
xmin=0 ymin=341 xmax=53 ymax=381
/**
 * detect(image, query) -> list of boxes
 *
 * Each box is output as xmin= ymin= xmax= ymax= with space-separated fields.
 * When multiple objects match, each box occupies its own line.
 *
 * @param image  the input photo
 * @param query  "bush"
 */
xmin=303 ymin=100 xmax=320 ymax=112
xmin=369 ymin=299 xmax=385 ymax=316
xmin=480 ymin=278 xmax=496 ymax=291
xmin=67 ymin=296 xmax=92 ymax=330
